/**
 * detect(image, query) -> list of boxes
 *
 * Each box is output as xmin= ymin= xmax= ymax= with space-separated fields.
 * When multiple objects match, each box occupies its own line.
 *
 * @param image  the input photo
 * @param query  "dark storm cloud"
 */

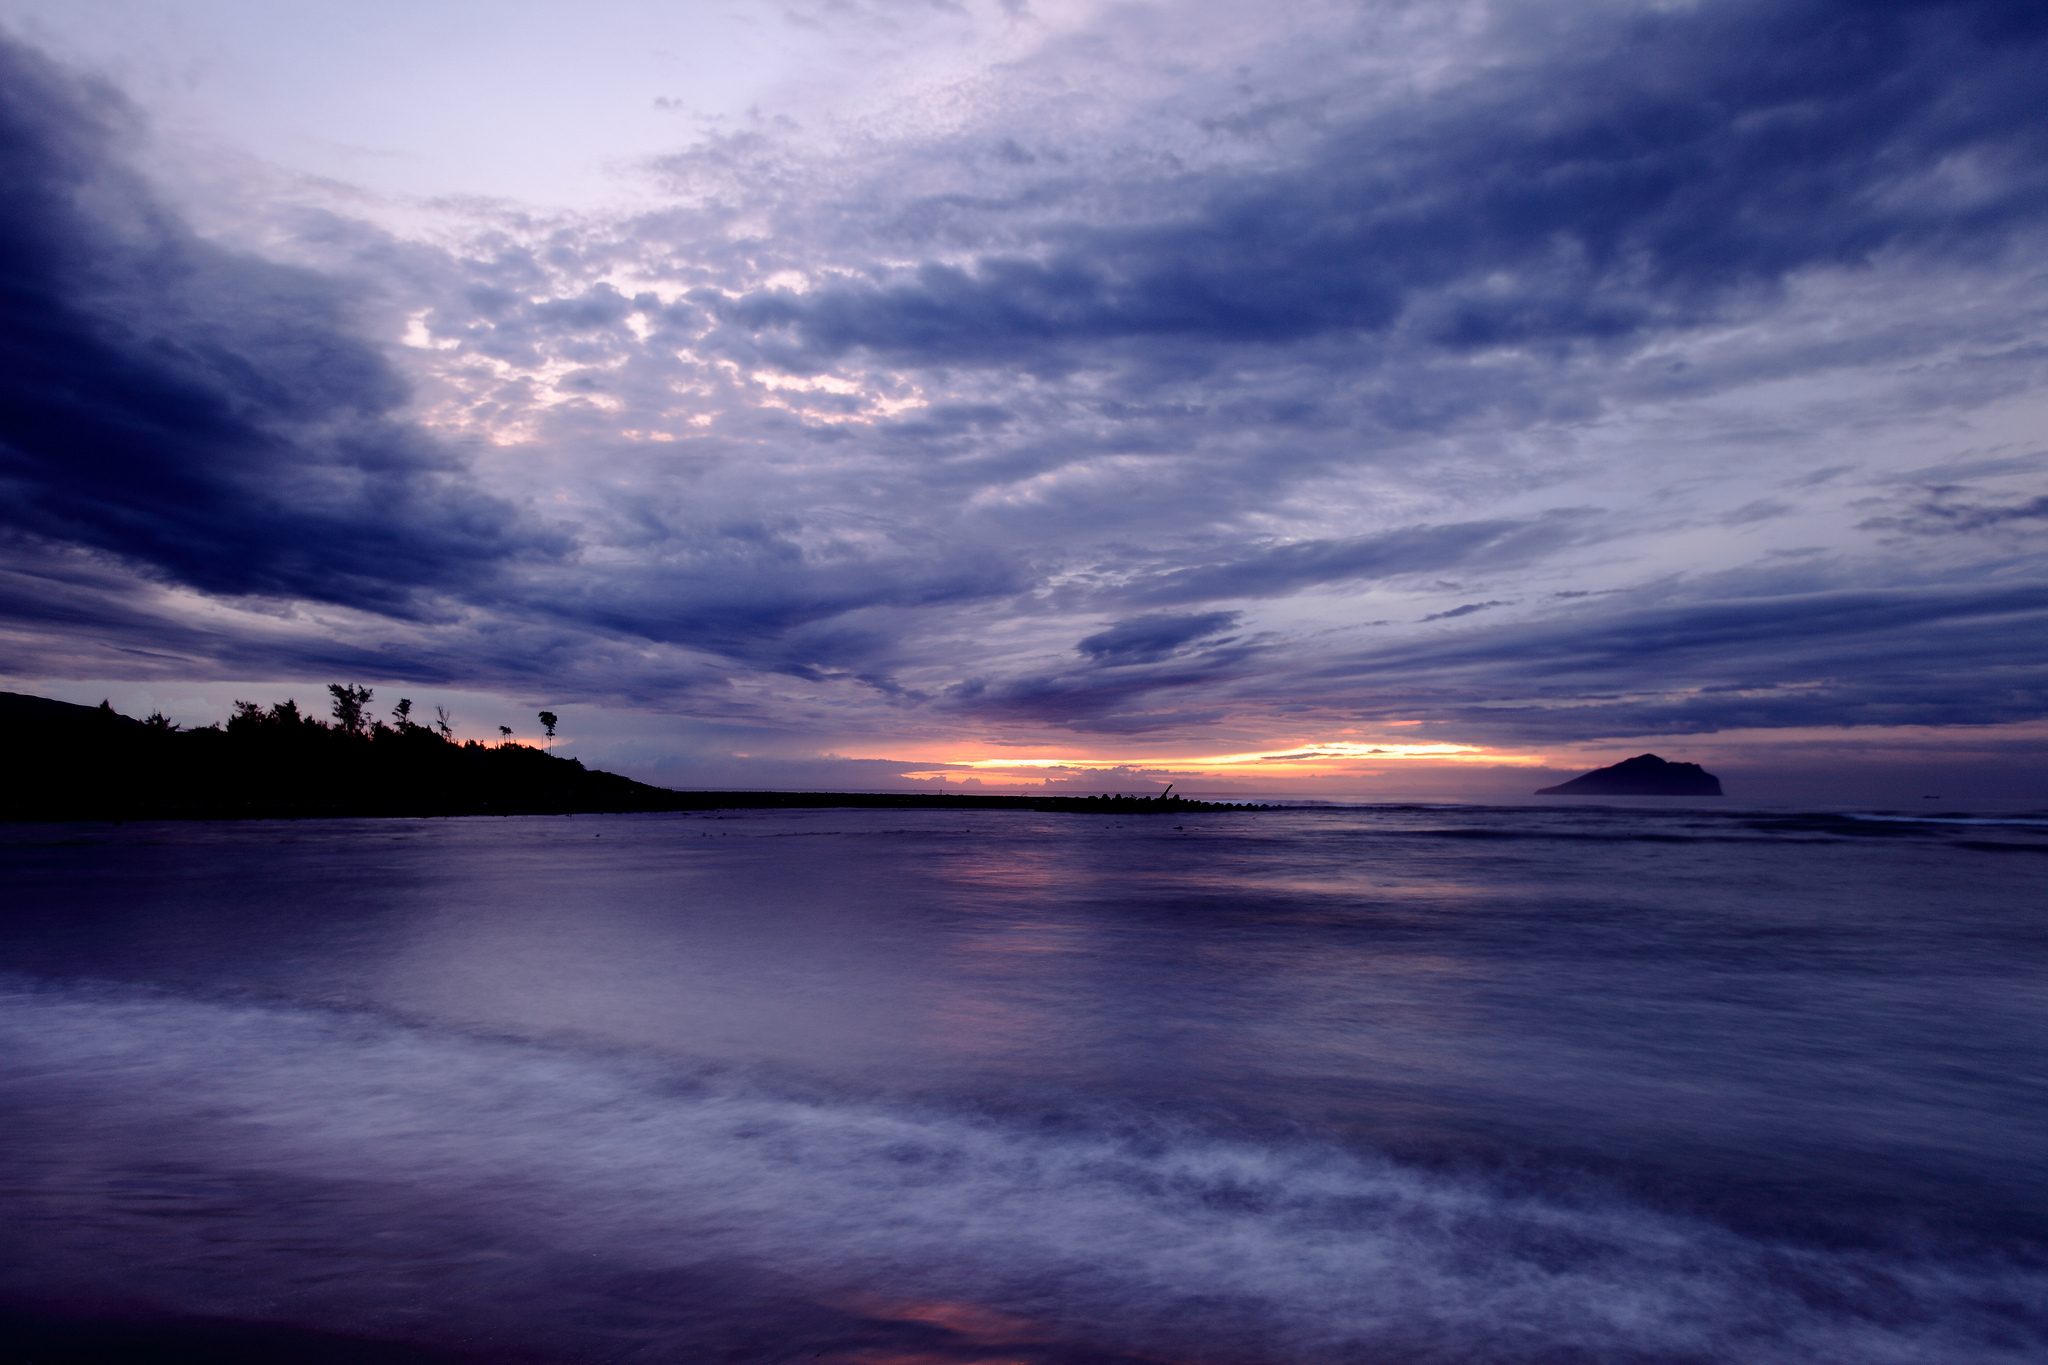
xmin=933 ymin=574 xmax=2048 ymax=740
xmin=1297 ymin=581 xmax=2048 ymax=740
xmin=1110 ymin=513 xmax=1596 ymax=607
xmin=943 ymin=656 xmax=1248 ymax=734
xmin=1077 ymin=611 xmax=1239 ymax=663
xmin=1858 ymin=490 xmax=2048 ymax=536
xmin=942 ymin=612 xmax=1256 ymax=733
xmin=716 ymin=0 xmax=2048 ymax=371
xmin=0 ymin=35 xmax=549 ymax=617
xmin=549 ymin=537 xmax=1031 ymax=668
xmin=1421 ymin=602 xmax=1506 ymax=623
xmin=0 ymin=533 xmax=462 ymax=683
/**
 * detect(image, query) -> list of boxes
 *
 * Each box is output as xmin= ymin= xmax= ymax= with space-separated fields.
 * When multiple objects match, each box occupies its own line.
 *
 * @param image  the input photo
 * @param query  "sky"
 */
xmin=1 ymin=0 xmax=2044 ymax=800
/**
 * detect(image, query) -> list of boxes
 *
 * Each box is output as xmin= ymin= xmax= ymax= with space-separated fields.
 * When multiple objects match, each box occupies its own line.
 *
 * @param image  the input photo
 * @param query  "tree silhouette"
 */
xmin=392 ymin=698 xmax=414 ymax=729
xmin=435 ymin=706 xmax=454 ymax=740
xmin=7 ymin=682 xmax=1262 ymax=820
xmin=328 ymin=684 xmax=373 ymax=735
xmin=538 ymin=711 xmax=558 ymax=753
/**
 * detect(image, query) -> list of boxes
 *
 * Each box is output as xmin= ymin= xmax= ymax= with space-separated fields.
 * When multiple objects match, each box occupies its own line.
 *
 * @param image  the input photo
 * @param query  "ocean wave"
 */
xmin=1 ymin=976 xmax=2042 ymax=1364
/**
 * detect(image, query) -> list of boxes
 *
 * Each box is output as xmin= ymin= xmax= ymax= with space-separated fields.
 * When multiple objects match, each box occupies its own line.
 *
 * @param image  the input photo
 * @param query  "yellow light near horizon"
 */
xmin=934 ymin=741 xmax=1545 ymax=771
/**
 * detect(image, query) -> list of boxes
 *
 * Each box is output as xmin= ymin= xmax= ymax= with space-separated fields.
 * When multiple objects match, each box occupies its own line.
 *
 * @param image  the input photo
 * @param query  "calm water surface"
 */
xmin=2 ymin=804 xmax=2044 ymax=1362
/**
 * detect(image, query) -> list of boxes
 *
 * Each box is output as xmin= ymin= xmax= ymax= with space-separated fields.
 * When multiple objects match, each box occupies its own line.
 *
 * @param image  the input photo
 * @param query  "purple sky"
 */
xmin=2 ymin=0 xmax=2044 ymax=798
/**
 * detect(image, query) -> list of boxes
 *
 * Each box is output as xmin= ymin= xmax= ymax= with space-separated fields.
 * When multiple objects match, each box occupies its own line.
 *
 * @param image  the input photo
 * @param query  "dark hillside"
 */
xmin=2 ymin=691 xmax=679 ymax=820
xmin=1 ymin=692 xmax=1261 ymax=820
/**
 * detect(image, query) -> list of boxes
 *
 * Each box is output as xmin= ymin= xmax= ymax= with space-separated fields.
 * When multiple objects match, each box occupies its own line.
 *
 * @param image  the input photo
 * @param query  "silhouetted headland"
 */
xmin=1536 ymin=753 xmax=1723 ymax=796
xmin=1 ymin=691 xmax=1266 ymax=821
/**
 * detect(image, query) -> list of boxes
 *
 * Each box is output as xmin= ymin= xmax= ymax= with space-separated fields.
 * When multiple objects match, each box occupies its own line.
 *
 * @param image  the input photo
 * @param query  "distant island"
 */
xmin=1 ymin=690 xmax=1263 ymax=821
xmin=1536 ymin=753 xmax=1723 ymax=796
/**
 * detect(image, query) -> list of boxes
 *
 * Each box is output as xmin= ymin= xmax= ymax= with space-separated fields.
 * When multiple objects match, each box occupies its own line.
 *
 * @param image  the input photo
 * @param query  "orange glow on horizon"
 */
xmin=959 ymin=742 xmax=1531 ymax=765
xmin=895 ymin=740 xmax=1548 ymax=778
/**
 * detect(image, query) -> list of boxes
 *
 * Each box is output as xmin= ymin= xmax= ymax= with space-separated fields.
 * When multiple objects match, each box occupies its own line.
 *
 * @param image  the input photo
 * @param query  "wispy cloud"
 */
xmin=2 ymin=1 xmax=2045 ymax=789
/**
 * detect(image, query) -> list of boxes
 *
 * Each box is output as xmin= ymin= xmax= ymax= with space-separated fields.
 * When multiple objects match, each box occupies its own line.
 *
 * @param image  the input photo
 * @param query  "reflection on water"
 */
xmin=0 ymin=805 xmax=2043 ymax=1362
xmin=813 ymin=1299 xmax=1147 ymax=1365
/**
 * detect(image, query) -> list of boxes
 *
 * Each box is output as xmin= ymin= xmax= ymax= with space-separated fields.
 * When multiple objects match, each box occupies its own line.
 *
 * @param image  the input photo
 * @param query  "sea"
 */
xmin=1 ymin=800 xmax=2043 ymax=1364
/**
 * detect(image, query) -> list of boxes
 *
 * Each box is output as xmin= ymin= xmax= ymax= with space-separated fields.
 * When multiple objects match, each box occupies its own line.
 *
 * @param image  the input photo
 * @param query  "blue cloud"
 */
xmin=1111 ymin=514 xmax=1598 ymax=608
xmin=2 ymin=4 xmax=2045 ymax=770
xmin=1296 ymin=581 xmax=2048 ymax=740
xmin=1077 ymin=612 xmax=1240 ymax=662
xmin=715 ymin=0 xmax=2048 ymax=372
xmin=0 ymin=36 xmax=553 ymax=617
xmin=1421 ymin=602 xmax=1507 ymax=623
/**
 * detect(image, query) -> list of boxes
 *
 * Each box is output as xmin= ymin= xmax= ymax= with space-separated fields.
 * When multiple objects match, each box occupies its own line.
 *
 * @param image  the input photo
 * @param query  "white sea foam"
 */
xmin=2 ymin=976 xmax=2041 ymax=1363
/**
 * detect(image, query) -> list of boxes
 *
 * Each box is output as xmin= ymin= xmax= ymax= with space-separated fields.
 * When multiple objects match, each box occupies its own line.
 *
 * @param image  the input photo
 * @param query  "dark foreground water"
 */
xmin=1 ymin=803 xmax=2044 ymax=1364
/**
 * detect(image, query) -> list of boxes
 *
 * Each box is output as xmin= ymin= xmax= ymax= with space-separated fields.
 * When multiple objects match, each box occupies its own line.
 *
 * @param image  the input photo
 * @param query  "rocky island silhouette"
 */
xmin=1536 ymin=753 xmax=1724 ymax=796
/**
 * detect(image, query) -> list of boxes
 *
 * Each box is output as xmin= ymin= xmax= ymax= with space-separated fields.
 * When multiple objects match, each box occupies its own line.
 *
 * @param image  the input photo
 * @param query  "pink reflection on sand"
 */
xmin=817 ymin=1297 xmax=1197 ymax=1365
